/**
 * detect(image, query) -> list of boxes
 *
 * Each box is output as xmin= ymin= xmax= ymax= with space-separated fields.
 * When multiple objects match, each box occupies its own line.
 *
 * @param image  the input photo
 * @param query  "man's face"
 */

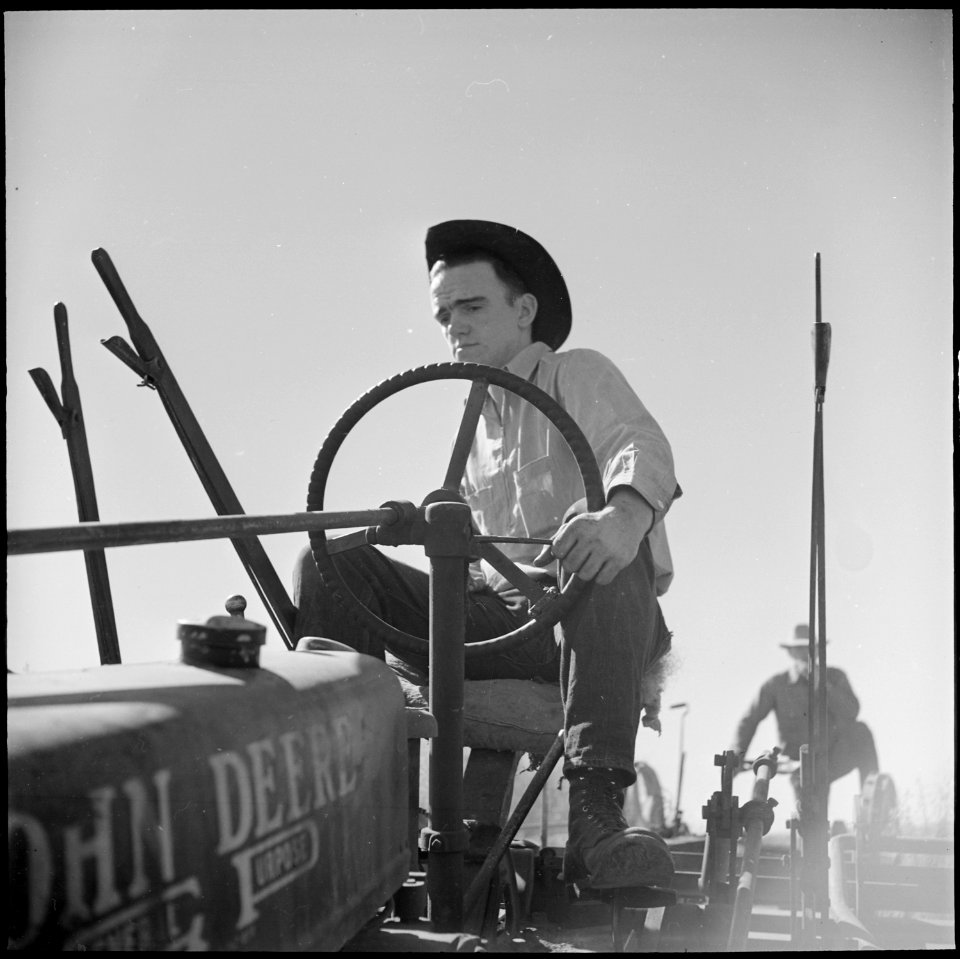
xmin=430 ymin=260 xmax=535 ymax=368
xmin=786 ymin=647 xmax=811 ymax=678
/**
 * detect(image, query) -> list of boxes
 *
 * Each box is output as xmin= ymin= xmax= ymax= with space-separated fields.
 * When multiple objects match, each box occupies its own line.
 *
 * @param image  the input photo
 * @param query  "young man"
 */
xmin=294 ymin=219 xmax=682 ymax=889
xmin=732 ymin=623 xmax=879 ymax=802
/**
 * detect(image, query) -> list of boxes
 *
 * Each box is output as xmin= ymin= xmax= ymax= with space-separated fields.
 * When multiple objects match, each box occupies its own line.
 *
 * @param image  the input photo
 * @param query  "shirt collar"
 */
xmin=787 ymin=662 xmax=809 ymax=684
xmin=504 ymin=341 xmax=552 ymax=381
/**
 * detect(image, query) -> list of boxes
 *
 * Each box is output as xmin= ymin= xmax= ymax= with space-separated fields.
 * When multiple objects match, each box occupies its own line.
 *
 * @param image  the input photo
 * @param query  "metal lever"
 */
xmin=28 ymin=302 xmax=121 ymax=665
xmin=92 ymin=247 xmax=298 ymax=648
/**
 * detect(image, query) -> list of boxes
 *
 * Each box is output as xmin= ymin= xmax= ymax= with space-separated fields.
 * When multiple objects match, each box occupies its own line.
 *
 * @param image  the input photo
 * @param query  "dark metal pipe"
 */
xmin=727 ymin=758 xmax=776 ymax=950
xmin=463 ymin=731 xmax=564 ymax=928
xmin=424 ymin=501 xmax=471 ymax=932
xmin=804 ymin=251 xmax=833 ymax=931
xmin=789 ymin=816 xmax=799 ymax=943
xmin=7 ymin=508 xmax=399 ymax=555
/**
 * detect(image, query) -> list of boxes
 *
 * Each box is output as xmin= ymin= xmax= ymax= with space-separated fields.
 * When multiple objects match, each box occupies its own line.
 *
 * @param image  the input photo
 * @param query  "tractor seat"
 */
xmin=293 ymin=638 xmax=563 ymax=753
xmin=395 ymin=673 xmax=563 ymax=757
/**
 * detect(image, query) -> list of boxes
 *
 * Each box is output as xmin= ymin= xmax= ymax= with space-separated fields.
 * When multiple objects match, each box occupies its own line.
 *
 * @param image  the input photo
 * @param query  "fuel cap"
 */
xmin=178 ymin=594 xmax=266 ymax=668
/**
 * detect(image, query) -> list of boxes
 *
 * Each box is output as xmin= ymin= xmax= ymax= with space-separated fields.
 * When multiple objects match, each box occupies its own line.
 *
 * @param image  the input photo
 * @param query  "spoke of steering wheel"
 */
xmin=475 ymin=541 xmax=551 ymax=605
xmin=442 ymin=377 xmax=489 ymax=491
xmin=326 ymin=528 xmax=376 ymax=554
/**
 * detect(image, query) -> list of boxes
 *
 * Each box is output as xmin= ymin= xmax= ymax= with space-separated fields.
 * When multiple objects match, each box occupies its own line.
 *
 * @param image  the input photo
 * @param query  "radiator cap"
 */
xmin=177 ymin=594 xmax=266 ymax=668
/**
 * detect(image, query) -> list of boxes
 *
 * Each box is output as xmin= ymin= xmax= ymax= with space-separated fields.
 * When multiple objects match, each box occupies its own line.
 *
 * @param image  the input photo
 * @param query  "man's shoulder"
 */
xmin=551 ymin=346 xmax=614 ymax=363
xmin=544 ymin=346 xmax=621 ymax=375
xmin=763 ymin=670 xmax=794 ymax=691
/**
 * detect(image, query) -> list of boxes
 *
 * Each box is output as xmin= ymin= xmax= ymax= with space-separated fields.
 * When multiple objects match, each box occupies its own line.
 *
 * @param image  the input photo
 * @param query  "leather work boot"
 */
xmin=564 ymin=769 xmax=675 ymax=890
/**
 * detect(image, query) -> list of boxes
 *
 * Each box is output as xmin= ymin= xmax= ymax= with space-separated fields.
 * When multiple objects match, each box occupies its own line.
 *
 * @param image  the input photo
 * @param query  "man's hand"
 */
xmin=467 ymin=561 xmax=487 ymax=593
xmin=533 ymin=487 xmax=654 ymax=585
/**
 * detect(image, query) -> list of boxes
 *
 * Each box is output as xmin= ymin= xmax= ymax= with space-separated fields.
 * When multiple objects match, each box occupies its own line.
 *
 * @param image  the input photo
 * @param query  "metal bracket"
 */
xmin=420 ymin=826 xmax=470 ymax=854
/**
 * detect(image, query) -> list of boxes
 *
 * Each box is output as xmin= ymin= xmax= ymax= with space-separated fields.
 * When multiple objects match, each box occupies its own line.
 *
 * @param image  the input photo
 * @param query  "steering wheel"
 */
xmin=306 ymin=362 xmax=605 ymax=659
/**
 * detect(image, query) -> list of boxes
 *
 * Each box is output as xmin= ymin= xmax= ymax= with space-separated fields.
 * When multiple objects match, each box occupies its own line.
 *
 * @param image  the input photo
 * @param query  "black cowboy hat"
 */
xmin=425 ymin=219 xmax=572 ymax=350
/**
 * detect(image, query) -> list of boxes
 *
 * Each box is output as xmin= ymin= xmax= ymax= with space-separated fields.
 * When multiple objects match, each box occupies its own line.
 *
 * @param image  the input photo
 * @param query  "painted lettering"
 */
xmin=333 ymin=714 xmax=359 ymax=796
xmin=307 ymin=721 xmax=337 ymax=808
xmin=209 ymin=750 xmax=253 ymax=854
xmin=247 ymin=737 xmax=284 ymax=839
xmin=278 ymin=730 xmax=310 ymax=820
xmin=66 ymin=877 xmax=207 ymax=951
xmin=63 ymin=785 xmax=122 ymax=922
xmin=7 ymin=811 xmax=53 ymax=948
xmin=123 ymin=769 xmax=175 ymax=898
xmin=163 ymin=877 xmax=207 ymax=950
xmin=231 ymin=821 xmax=319 ymax=929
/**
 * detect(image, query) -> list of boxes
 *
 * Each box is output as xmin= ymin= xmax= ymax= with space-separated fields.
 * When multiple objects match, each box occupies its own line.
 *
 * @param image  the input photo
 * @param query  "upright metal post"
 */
xmin=670 ymin=702 xmax=689 ymax=834
xmin=728 ymin=751 xmax=779 ymax=950
xmin=423 ymin=501 xmax=472 ymax=931
xmin=28 ymin=303 xmax=121 ymax=665
xmin=800 ymin=252 xmax=833 ymax=944
xmin=699 ymin=751 xmax=741 ymax=902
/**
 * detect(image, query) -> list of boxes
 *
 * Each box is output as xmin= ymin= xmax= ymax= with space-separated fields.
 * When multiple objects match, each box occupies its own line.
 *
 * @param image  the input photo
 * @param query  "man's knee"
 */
xmin=293 ymin=544 xmax=318 ymax=601
xmin=853 ymin=721 xmax=879 ymax=771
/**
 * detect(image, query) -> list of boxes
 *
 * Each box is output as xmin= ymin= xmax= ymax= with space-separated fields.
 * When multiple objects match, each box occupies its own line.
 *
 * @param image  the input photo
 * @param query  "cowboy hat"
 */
xmin=780 ymin=623 xmax=830 ymax=649
xmin=425 ymin=219 xmax=572 ymax=350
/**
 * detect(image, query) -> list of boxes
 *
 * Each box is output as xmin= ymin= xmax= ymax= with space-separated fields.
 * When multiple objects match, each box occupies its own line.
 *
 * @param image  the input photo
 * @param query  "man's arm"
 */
xmin=825 ymin=668 xmax=860 ymax=724
xmin=733 ymin=679 xmax=777 ymax=758
xmin=533 ymin=485 xmax=653 ymax=585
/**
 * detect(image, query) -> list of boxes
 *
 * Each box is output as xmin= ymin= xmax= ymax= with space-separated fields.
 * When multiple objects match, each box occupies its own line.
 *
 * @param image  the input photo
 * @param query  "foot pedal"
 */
xmin=573 ymin=882 xmax=677 ymax=909
xmin=602 ymin=885 xmax=677 ymax=953
xmin=598 ymin=884 xmax=677 ymax=909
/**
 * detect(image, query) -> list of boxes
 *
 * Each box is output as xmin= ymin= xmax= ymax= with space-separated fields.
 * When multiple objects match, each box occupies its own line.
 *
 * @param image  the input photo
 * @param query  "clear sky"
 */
xmin=5 ymin=10 xmax=954 ymax=829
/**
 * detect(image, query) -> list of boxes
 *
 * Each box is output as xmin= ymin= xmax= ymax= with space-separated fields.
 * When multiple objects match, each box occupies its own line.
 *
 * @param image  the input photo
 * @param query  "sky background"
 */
xmin=6 ymin=10 xmax=954 ymax=831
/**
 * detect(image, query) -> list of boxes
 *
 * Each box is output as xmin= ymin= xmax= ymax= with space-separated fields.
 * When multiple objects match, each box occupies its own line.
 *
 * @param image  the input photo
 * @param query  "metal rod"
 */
xmin=815 ymin=411 xmax=830 ymax=826
xmin=789 ymin=817 xmax=799 ymax=943
xmin=474 ymin=535 xmax=553 ymax=546
xmin=728 ymin=758 xmax=776 ymax=949
xmin=540 ymin=768 xmax=551 ymax=849
xmin=464 ymin=732 xmax=564 ymax=928
xmin=671 ymin=703 xmax=689 ymax=832
xmin=28 ymin=303 xmax=122 ymax=665
xmin=804 ymin=251 xmax=833 ymax=934
xmin=475 ymin=541 xmax=550 ymax=604
xmin=827 ymin=834 xmax=878 ymax=947
xmin=425 ymin=502 xmax=470 ymax=932
xmin=7 ymin=508 xmax=398 ymax=556
xmin=443 ymin=378 xmax=488 ymax=491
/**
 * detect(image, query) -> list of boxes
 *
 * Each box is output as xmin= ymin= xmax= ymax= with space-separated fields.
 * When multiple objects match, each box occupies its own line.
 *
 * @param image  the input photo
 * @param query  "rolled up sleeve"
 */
xmin=556 ymin=350 xmax=680 ymax=524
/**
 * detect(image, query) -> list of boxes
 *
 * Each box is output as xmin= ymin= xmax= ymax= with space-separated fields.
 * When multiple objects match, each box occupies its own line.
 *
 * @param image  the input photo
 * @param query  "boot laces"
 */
xmin=573 ymin=774 xmax=628 ymax=834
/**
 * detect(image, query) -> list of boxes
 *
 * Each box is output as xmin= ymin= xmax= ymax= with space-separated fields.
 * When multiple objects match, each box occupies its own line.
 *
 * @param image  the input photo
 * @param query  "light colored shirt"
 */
xmin=461 ymin=342 xmax=680 ymax=595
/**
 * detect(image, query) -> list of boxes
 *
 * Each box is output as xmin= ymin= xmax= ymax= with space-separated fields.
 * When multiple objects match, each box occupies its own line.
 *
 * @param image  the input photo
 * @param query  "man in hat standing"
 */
xmin=732 ymin=623 xmax=879 ymax=801
xmin=294 ymin=219 xmax=681 ymax=891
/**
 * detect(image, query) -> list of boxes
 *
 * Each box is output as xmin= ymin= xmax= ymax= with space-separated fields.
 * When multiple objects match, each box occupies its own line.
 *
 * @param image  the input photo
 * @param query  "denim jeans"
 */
xmin=293 ymin=539 xmax=671 ymax=785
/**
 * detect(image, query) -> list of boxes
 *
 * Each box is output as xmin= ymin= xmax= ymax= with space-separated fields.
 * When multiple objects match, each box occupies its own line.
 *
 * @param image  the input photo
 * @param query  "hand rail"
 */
xmin=7 ymin=508 xmax=400 ymax=555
